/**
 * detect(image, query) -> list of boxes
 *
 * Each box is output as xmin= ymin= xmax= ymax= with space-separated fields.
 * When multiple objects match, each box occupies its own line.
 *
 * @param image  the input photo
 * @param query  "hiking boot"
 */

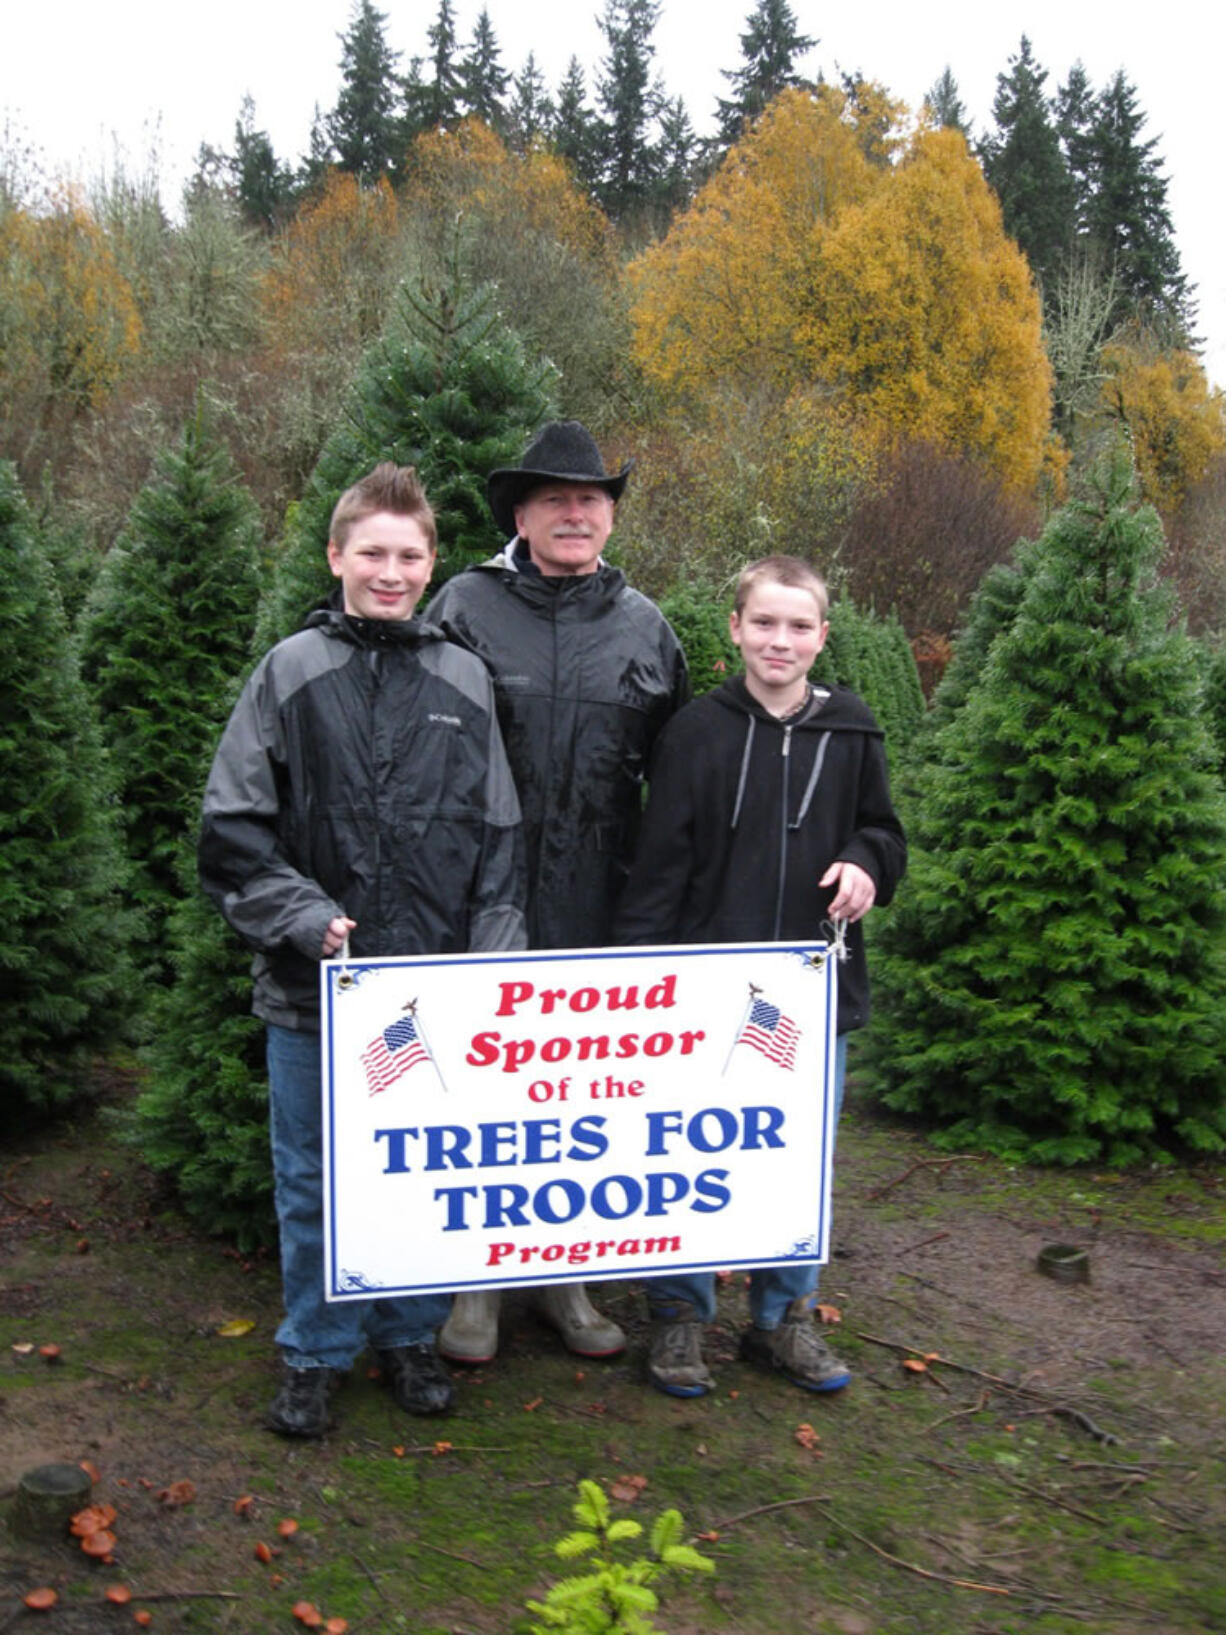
xmin=439 ymin=1291 xmax=501 ymax=1363
xmin=529 ymin=1285 xmax=626 ymax=1357
xmin=266 ymin=1365 xmax=337 ymax=1437
xmin=377 ymin=1344 xmax=453 ymax=1416
xmin=646 ymin=1302 xmax=714 ymax=1397
xmin=739 ymin=1297 xmax=851 ymax=1393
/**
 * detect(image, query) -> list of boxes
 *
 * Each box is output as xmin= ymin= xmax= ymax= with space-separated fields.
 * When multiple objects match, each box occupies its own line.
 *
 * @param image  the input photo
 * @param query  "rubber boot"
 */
xmin=530 ymin=1284 xmax=626 ymax=1357
xmin=438 ymin=1290 xmax=501 ymax=1363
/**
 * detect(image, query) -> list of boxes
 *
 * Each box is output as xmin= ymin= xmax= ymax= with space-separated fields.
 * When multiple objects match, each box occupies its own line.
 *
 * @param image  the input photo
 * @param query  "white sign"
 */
xmin=320 ymin=943 xmax=837 ymax=1301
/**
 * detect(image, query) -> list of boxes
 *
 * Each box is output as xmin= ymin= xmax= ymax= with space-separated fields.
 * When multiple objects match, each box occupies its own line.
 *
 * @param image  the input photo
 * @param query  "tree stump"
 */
xmin=11 ymin=1462 xmax=92 ymax=1540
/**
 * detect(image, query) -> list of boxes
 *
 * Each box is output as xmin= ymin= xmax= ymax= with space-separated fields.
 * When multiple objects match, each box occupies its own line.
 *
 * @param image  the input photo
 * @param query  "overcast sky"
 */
xmin=4 ymin=1 xmax=1224 ymax=386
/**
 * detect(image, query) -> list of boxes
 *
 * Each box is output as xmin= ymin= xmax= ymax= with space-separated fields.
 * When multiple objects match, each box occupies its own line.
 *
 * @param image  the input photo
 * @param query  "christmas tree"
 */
xmin=0 ymin=464 xmax=136 ymax=1121
xmin=871 ymin=450 xmax=1226 ymax=1162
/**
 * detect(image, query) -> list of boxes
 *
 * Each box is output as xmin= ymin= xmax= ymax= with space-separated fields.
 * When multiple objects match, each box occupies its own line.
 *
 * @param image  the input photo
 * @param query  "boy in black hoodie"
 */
xmin=614 ymin=556 xmax=906 ymax=1397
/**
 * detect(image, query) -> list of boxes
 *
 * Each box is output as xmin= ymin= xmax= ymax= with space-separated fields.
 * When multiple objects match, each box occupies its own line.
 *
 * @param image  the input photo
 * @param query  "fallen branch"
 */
xmin=408 ymin=1533 xmax=490 ymax=1570
xmin=126 ymin=1592 xmax=241 ymax=1603
xmin=865 ymin=1154 xmax=986 ymax=1201
xmin=1050 ymin=1407 xmax=1119 ymax=1446
xmin=896 ymin=1231 xmax=950 ymax=1256
xmin=857 ymin=1332 xmax=1119 ymax=1442
xmin=703 ymin=1493 xmax=831 ymax=1533
xmin=926 ymin=1389 xmax=992 ymax=1431
xmin=808 ymin=1504 xmax=1011 ymax=1596
xmin=1001 ymin=1478 xmax=1105 ymax=1526
xmin=82 ymin=1361 xmax=131 ymax=1381
xmin=354 ymin=1554 xmax=392 ymax=1603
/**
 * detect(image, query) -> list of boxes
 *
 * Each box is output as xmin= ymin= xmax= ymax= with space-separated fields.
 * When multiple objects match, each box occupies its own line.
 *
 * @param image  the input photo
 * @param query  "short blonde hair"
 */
xmin=733 ymin=555 xmax=828 ymax=620
xmin=329 ymin=463 xmax=437 ymax=553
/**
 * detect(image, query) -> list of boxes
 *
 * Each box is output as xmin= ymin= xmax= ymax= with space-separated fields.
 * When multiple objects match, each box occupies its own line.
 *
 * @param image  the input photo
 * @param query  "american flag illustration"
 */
xmin=735 ymin=998 xmax=800 ymax=1070
xmin=361 ymin=1013 xmax=430 ymax=1095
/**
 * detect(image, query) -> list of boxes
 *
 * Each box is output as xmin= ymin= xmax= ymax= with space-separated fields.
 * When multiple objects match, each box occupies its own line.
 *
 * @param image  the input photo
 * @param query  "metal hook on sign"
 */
xmin=336 ymin=934 xmax=355 ymax=991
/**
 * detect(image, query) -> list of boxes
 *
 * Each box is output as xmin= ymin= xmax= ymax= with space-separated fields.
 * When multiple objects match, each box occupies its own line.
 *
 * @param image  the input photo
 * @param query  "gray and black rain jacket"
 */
xmin=427 ymin=548 xmax=688 ymax=949
xmin=199 ymin=608 xmax=526 ymax=1030
xmin=614 ymin=676 xmax=906 ymax=1033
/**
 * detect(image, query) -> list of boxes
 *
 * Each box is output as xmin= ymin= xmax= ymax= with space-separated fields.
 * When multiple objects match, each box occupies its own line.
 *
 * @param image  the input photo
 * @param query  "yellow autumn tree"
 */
xmin=1100 ymin=335 xmax=1226 ymax=518
xmin=800 ymin=126 xmax=1051 ymax=489
xmin=629 ymin=87 xmax=880 ymax=399
xmin=261 ymin=169 xmax=403 ymax=357
xmin=406 ymin=119 xmax=614 ymax=269
xmin=0 ymin=189 xmax=142 ymax=480
xmin=0 ymin=189 xmax=142 ymax=416
xmin=402 ymin=119 xmax=623 ymax=429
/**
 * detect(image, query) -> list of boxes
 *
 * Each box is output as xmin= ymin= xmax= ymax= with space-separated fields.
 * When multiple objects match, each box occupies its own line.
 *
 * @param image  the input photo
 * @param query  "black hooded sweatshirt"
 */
xmin=613 ymin=675 xmax=906 ymax=1033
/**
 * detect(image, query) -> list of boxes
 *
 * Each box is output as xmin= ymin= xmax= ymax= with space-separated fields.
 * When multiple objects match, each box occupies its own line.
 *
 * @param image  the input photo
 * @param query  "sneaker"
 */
xmin=266 ymin=1365 xmax=337 ymax=1437
xmin=377 ymin=1344 xmax=454 ymax=1416
xmin=646 ymin=1302 xmax=714 ymax=1397
xmin=739 ymin=1298 xmax=851 ymax=1393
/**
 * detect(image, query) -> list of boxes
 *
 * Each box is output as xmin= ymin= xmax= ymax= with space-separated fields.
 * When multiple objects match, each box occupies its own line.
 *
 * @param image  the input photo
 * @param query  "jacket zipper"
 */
xmin=772 ymin=724 xmax=792 ymax=938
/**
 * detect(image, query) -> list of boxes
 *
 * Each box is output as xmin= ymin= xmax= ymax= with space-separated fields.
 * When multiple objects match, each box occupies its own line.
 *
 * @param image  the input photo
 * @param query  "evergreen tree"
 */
xmin=0 ymin=463 xmax=135 ymax=1122
xmin=327 ymin=0 xmax=402 ymax=185
xmin=230 ymin=95 xmax=292 ymax=231
xmin=655 ymin=96 xmax=698 ymax=216
xmin=925 ymin=66 xmax=968 ymax=136
xmin=553 ymin=57 xmax=602 ymax=193
xmin=138 ymin=882 xmax=276 ymax=1246
xmin=869 ymin=450 xmax=1226 ymax=1163
xmin=460 ymin=8 xmax=510 ymax=132
xmin=400 ymin=56 xmax=431 ymax=144
xmin=77 ymin=414 xmax=262 ymax=980
xmin=258 ymin=272 xmax=556 ymax=667
xmin=595 ymin=0 xmax=662 ymax=220
xmin=715 ymin=0 xmax=816 ymax=145
xmin=1200 ymin=640 xmax=1226 ymax=783
xmin=1084 ymin=71 xmax=1191 ymax=336
xmin=920 ymin=549 xmax=1033 ymax=738
xmin=507 ymin=53 xmax=554 ymax=153
xmin=979 ymin=36 xmax=1074 ymax=298
xmin=812 ymin=598 xmax=924 ymax=754
xmin=657 ymin=585 xmax=738 ymax=690
xmin=297 ymin=103 xmax=335 ymax=193
xmin=1054 ymin=61 xmax=1096 ymax=232
xmin=423 ymin=0 xmax=464 ymax=130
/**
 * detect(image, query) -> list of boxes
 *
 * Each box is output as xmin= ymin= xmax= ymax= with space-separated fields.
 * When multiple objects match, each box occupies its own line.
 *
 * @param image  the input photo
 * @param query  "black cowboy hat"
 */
xmin=487 ymin=420 xmax=634 ymax=537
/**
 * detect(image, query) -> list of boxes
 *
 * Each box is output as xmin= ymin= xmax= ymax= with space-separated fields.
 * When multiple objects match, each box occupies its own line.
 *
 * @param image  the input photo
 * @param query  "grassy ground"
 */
xmin=2 ymin=1078 xmax=1224 ymax=1634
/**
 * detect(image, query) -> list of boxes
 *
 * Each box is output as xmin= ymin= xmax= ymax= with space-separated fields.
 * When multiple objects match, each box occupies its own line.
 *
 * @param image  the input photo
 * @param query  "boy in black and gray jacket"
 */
xmin=200 ymin=465 xmax=525 ymax=1436
xmin=614 ymin=555 xmax=905 ymax=1398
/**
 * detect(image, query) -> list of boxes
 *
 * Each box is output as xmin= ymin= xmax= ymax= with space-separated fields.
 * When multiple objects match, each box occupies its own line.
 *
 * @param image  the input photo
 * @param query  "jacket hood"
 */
xmin=303 ymin=606 xmax=448 ymax=648
xmin=711 ymin=673 xmax=884 ymax=735
xmin=466 ymin=549 xmax=628 ymax=613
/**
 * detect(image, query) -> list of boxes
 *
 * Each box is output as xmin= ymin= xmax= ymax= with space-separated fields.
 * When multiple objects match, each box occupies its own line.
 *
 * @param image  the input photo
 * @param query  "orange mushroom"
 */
xmin=80 ymin=1528 xmax=118 ymax=1558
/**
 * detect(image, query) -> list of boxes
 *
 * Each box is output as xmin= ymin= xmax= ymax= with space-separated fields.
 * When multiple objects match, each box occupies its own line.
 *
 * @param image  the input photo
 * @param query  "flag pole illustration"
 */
xmin=723 ymin=983 xmax=801 ymax=1073
xmin=403 ymin=996 xmax=448 ymax=1092
xmin=360 ymin=998 xmax=448 ymax=1095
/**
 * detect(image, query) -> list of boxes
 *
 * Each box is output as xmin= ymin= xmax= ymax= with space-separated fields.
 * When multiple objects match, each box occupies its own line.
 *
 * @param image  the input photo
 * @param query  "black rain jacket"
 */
xmin=199 ymin=609 xmax=526 ymax=1030
xmin=427 ymin=552 xmax=688 ymax=949
xmin=613 ymin=676 xmax=907 ymax=1033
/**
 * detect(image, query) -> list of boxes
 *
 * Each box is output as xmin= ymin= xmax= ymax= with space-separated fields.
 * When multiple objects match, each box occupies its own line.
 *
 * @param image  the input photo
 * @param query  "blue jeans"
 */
xmin=266 ymin=1024 xmax=451 ymax=1369
xmin=646 ymin=1036 xmax=847 ymax=1330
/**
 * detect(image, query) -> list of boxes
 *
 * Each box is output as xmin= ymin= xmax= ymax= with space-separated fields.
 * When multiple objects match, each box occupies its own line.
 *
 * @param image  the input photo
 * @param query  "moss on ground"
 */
xmin=2 ymin=1092 xmax=1223 ymax=1633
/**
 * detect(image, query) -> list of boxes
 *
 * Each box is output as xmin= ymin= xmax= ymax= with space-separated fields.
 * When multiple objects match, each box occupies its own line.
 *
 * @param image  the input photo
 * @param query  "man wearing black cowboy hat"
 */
xmin=429 ymin=420 xmax=689 ymax=1365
